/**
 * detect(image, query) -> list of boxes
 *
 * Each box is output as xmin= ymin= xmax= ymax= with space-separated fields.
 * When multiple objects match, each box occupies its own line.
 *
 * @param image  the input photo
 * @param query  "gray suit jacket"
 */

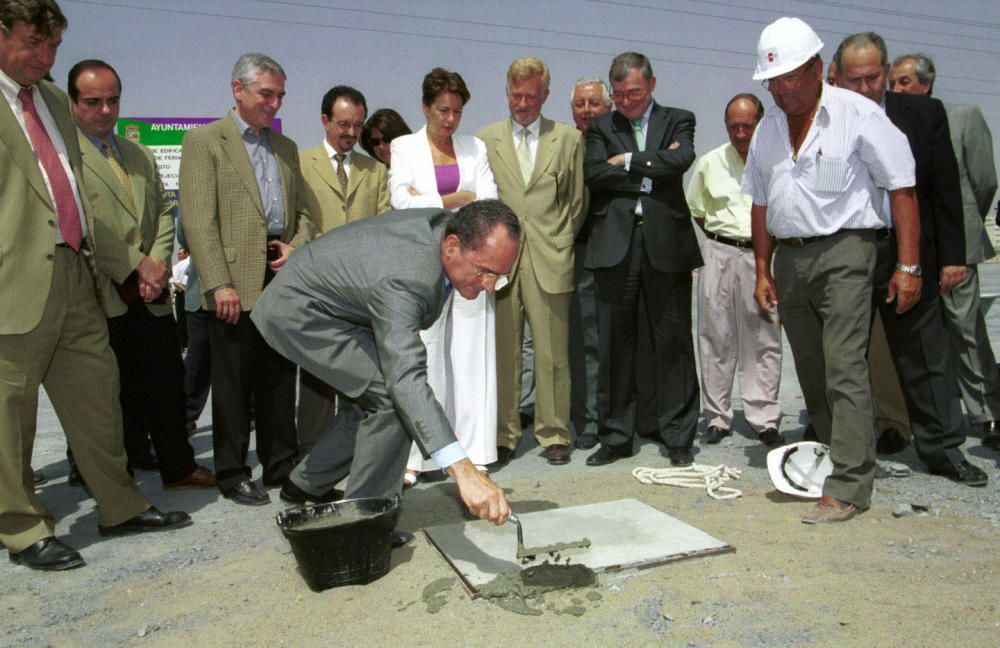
xmin=945 ymin=103 xmax=998 ymax=263
xmin=251 ymin=208 xmax=454 ymax=455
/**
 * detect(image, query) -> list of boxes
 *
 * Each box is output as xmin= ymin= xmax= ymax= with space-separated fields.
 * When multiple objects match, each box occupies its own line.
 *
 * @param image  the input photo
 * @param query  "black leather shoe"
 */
xmin=391 ymin=529 xmax=415 ymax=548
xmin=758 ymin=428 xmax=786 ymax=448
xmin=127 ymin=454 xmax=159 ymax=472
xmin=222 ymin=479 xmax=270 ymax=506
xmin=33 ymin=469 xmax=47 ymax=486
xmin=982 ymin=421 xmax=1000 ymax=450
xmin=279 ymin=481 xmax=343 ymax=506
xmin=586 ymin=443 xmax=633 ymax=466
xmin=493 ymin=446 xmax=514 ymax=467
xmin=574 ymin=432 xmax=599 ymax=450
xmin=702 ymin=426 xmax=731 ymax=445
xmin=929 ymin=460 xmax=988 ymax=487
xmin=9 ymin=537 xmax=84 ymax=571
xmin=876 ymin=427 xmax=910 ymax=454
xmin=67 ymin=463 xmax=84 ymax=487
xmin=543 ymin=444 xmax=571 ymax=465
xmin=98 ymin=507 xmax=192 ymax=537
xmin=668 ymin=446 xmax=694 ymax=467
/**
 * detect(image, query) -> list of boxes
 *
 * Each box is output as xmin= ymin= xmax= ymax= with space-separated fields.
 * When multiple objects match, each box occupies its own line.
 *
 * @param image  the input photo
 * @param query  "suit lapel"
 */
xmin=81 ymin=136 xmax=138 ymax=220
xmin=309 ymin=147 xmax=341 ymax=197
xmin=491 ymin=120 xmax=524 ymax=188
xmin=610 ymin=111 xmax=637 ymax=152
xmin=526 ymin=117 xmax=557 ymax=190
xmin=645 ymin=103 xmax=669 ymax=152
xmin=219 ymin=114 xmax=264 ymax=216
xmin=0 ymin=87 xmax=54 ymax=209
xmin=118 ymin=138 xmax=148 ymax=216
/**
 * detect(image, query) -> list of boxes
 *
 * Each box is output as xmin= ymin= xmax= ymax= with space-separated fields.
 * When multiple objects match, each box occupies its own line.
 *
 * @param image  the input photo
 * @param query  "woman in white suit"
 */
xmin=390 ymin=68 xmax=499 ymax=485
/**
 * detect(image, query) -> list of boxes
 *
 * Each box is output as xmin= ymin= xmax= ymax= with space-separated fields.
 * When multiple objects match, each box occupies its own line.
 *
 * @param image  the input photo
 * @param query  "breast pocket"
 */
xmin=813 ymin=154 xmax=849 ymax=193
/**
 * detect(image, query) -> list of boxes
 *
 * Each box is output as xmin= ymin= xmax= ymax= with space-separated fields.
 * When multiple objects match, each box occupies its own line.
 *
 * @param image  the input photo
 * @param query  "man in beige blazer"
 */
xmin=477 ymin=57 xmax=585 ymax=465
xmin=180 ymin=53 xmax=314 ymax=506
xmin=295 ymin=86 xmax=389 ymax=464
xmin=0 ymin=0 xmax=189 ymax=572
xmin=70 ymin=59 xmax=214 ymax=489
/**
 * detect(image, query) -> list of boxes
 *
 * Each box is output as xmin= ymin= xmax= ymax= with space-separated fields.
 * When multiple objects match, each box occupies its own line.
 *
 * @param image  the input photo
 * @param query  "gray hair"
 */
xmin=893 ymin=52 xmax=936 ymax=94
xmin=609 ymin=52 xmax=653 ymax=83
xmin=833 ymin=32 xmax=889 ymax=68
xmin=231 ymin=53 xmax=286 ymax=86
xmin=571 ymin=77 xmax=612 ymax=107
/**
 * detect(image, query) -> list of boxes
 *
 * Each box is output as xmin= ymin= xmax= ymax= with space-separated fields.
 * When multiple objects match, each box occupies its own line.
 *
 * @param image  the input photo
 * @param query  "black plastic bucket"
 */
xmin=276 ymin=497 xmax=400 ymax=592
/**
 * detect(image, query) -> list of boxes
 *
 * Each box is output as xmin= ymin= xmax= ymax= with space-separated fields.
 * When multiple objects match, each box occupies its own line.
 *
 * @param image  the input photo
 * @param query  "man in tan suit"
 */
xmin=70 ymin=59 xmax=214 ymax=490
xmin=477 ymin=57 xmax=585 ymax=466
xmin=0 ymin=0 xmax=189 ymax=572
xmin=180 ymin=53 xmax=314 ymax=506
xmin=294 ymin=86 xmax=389 ymax=465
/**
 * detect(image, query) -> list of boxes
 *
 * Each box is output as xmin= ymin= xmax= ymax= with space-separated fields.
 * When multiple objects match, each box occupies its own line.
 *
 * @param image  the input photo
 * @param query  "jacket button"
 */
xmin=48 ymin=220 xmax=55 ymax=227
xmin=645 ymin=160 xmax=652 ymax=166
xmin=47 ymin=253 xmax=54 ymax=260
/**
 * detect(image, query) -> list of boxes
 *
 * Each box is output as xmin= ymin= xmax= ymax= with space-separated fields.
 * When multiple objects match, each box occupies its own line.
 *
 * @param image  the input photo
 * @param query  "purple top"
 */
xmin=434 ymin=164 xmax=460 ymax=195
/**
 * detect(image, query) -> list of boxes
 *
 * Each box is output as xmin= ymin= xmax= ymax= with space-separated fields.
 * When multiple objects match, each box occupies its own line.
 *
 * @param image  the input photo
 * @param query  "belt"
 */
xmin=55 ymin=237 xmax=90 ymax=251
xmin=706 ymin=231 xmax=752 ymax=249
xmin=778 ymin=228 xmax=885 ymax=248
xmin=266 ymin=235 xmax=282 ymax=242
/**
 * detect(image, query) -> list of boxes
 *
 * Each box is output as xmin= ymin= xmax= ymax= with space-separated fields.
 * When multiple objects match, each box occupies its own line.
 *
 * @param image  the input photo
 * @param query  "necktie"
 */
xmin=517 ymin=127 xmax=533 ymax=184
xmin=631 ymin=117 xmax=646 ymax=151
xmin=18 ymin=88 xmax=83 ymax=250
xmin=102 ymin=140 xmax=135 ymax=209
xmin=334 ymin=153 xmax=348 ymax=194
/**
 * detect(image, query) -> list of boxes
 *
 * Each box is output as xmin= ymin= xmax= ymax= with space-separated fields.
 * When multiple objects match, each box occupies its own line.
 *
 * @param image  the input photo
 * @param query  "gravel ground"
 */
xmin=4 ymin=269 xmax=1000 ymax=646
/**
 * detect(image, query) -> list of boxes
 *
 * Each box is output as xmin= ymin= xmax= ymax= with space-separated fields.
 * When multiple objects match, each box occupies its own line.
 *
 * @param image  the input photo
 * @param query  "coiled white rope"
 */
xmin=632 ymin=464 xmax=743 ymax=500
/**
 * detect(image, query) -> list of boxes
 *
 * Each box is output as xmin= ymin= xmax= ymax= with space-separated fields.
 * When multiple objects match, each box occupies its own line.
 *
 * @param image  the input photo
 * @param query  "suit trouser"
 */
xmin=871 ymin=237 xmax=967 ymax=470
xmin=496 ymin=251 xmax=572 ymax=450
xmin=774 ymin=230 xmax=876 ymax=509
xmin=0 ymin=247 xmax=149 ymax=552
xmin=208 ymin=313 xmax=298 ymax=491
xmin=869 ymin=311 xmax=913 ymax=439
xmin=183 ymin=308 xmax=212 ymax=424
xmin=297 ymin=370 xmax=362 ymax=458
xmin=569 ymin=240 xmax=600 ymax=439
xmin=593 ymin=224 xmax=699 ymax=450
xmin=291 ymin=368 xmax=409 ymax=501
xmin=940 ymin=265 xmax=1000 ymax=424
xmin=697 ymin=238 xmax=782 ymax=433
xmin=107 ymin=305 xmax=198 ymax=483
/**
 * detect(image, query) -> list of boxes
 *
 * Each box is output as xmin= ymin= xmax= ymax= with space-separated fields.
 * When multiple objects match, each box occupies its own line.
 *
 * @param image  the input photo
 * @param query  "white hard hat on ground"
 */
xmin=753 ymin=17 xmax=824 ymax=81
xmin=766 ymin=441 xmax=833 ymax=499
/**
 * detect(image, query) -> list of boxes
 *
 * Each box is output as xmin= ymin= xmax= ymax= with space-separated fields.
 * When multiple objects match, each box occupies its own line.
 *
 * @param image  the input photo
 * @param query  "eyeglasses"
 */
xmin=368 ymin=136 xmax=390 ymax=146
xmin=472 ymin=263 xmax=508 ymax=286
xmin=335 ymin=120 xmax=364 ymax=131
xmin=610 ymin=88 xmax=646 ymax=102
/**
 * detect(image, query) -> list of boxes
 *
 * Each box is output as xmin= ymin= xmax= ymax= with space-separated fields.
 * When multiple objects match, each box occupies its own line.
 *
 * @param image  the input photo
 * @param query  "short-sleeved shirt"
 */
xmin=742 ymin=84 xmax=915 ymax=238
xmin=686 ymin=142 xmax=751 ymax=240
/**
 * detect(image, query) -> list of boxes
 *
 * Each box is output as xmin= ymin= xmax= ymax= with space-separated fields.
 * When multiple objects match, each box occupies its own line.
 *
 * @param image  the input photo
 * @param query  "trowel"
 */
xmin=508 ymin=512 xmax=591 ymax=562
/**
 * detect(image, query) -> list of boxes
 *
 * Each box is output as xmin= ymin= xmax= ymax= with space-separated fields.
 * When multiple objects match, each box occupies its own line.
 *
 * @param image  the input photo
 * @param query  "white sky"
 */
xmin=56 ymin=0 xmax=1000 ymax=202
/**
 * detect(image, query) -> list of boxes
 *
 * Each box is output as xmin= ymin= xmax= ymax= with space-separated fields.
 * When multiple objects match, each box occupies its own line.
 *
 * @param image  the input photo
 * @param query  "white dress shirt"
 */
xmin=323 ymin=139 xmax=352 ymax=179
xmin=742 ymin=84 xmax=915 ymax=238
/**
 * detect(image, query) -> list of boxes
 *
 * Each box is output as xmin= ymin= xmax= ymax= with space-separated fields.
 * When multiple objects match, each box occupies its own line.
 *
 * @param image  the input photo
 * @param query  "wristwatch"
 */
xmin=894 ymin=263 xmax=922 ymax=277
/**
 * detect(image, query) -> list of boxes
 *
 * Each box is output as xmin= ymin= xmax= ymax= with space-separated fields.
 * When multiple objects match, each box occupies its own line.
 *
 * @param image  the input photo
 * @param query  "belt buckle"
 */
xmin=787 ymin=237 xmax=805 ymax=248
xmin=635 ymin=216 xmax=644 ymax=227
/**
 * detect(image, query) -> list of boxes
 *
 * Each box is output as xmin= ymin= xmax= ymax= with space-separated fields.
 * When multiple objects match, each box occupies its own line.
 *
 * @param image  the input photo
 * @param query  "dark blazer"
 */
xmin=583 ymin=102 xmax=702 ymax=273
xmin=884 ymin=91 xmax=965 ymax=287
xmin=250 ymin=208 xmax=453 ymax=456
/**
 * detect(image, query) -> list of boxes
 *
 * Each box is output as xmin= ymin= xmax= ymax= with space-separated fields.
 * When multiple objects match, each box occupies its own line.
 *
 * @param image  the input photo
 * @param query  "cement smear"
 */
xmin=478 ymin=563 xmax=598 ymax=616
xmin=421 ymin=577 xmax=456 ymax=614
xmin=517 ymin=537 xmax=592 ymax=562
xmin=290 ymin=510 xmax=380 ymax=531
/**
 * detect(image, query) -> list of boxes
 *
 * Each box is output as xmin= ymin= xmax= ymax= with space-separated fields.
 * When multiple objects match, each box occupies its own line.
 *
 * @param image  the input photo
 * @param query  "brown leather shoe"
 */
xmin=543 ymin=444 xmax=571 ymax=465
xmin=165 ymin=465 xmax=216 ymax=490
xmin=801 ymin=495 xmax=858 ymax=524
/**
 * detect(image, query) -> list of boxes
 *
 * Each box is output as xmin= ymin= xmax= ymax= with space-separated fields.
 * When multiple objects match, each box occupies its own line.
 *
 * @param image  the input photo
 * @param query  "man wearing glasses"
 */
xmin=583 ymin=51 xmax=702 ymax=468
xmin=250 ymin=200 xmax=519 ymax=529
xmin=744 ymin=18 xmax=920 ymax=524
xmin=296 ymin=85 xmax=390 ymax=462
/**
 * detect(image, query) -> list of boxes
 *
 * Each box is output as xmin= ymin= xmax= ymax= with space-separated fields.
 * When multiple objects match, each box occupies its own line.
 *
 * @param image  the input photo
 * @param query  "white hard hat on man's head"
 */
xmin=753 ymin=17 xmax=824 ymax=81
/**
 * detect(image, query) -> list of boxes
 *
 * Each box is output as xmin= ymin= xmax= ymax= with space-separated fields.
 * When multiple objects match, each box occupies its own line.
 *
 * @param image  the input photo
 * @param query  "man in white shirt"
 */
xmin=744 ymin=18 xmax=920 ymax=524
xmin=687 ymin=93 xmax=783 ymax=449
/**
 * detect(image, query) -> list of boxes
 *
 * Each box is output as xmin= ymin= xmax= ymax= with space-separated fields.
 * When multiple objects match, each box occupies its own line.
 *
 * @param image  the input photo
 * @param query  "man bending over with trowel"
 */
xmin=251 ymin=200 xmax=518 ymax=531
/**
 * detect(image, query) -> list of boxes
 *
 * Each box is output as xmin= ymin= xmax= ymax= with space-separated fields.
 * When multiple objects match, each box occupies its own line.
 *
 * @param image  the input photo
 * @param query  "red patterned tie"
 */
xmin=18 ymin=87 xmax=83 ymax=251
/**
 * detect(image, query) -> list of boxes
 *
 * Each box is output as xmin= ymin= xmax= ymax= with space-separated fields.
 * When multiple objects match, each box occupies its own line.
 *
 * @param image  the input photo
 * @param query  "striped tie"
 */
xmin=102 ymin=140 xmax=135 ymax=209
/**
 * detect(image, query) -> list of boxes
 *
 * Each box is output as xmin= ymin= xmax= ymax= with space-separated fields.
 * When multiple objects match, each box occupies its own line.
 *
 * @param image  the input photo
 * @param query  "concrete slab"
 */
xmin=423 ymin=499 xmax=734 ymax=595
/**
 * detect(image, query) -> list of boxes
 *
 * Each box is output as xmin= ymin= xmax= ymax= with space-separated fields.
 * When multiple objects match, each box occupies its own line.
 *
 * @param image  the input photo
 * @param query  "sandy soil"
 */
xmin=5 ymin=421 xmax=999 ymax=647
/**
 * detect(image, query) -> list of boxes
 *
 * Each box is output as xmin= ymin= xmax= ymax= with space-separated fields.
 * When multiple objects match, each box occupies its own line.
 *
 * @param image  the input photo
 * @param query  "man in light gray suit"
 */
xmin=251 ymin=201 xmax=519 ymax=524
xmin=891 ymin=53 xmax=1000 ymax=449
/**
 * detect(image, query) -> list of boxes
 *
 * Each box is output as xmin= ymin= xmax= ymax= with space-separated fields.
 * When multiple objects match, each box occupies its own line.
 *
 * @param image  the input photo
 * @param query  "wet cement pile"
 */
xmin=516 ymin=538 xmax=592 ymax=562
xmin=478 ymin=563 xmax=599 ymax=616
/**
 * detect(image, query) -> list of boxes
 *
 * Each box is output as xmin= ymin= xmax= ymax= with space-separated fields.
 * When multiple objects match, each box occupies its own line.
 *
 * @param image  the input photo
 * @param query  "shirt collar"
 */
xmin=511 ymin=116 xmax=541 ymax=137
xmin=0 ymin=67 xmax=30 ymax=108
xmin=323 ymin=138 xmax=351 ymax=162
xmin=85 ymin=131 xmax=118 ymax=155
xmin=230 ymin=109 xmax=269 ymax=141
